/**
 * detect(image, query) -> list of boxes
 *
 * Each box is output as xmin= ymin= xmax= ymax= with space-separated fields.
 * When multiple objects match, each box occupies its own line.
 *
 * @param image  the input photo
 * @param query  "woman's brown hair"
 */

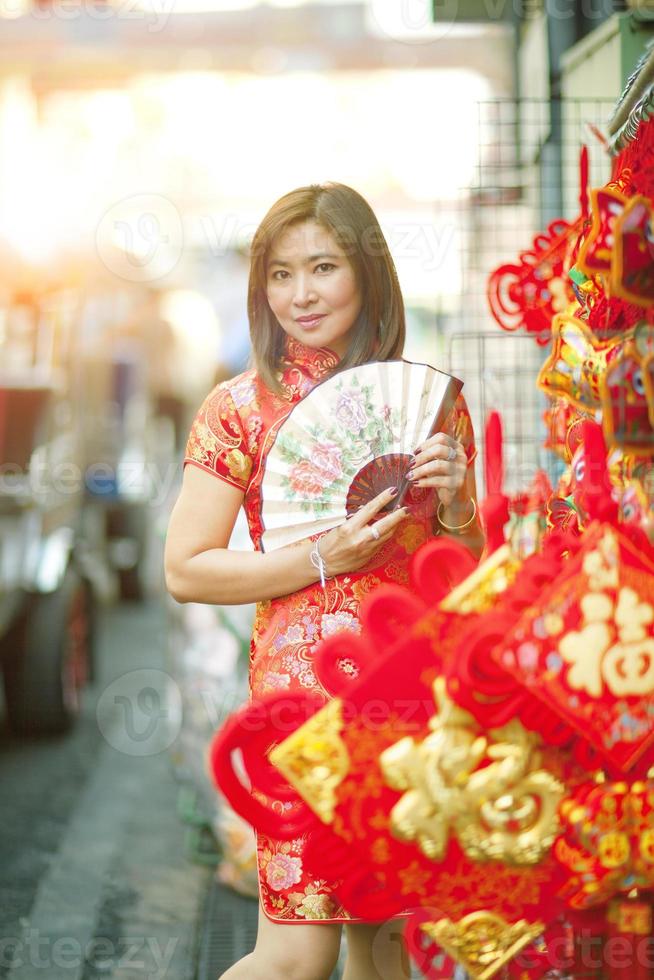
xmin=247 ymin=182 xmax=405 ymax=394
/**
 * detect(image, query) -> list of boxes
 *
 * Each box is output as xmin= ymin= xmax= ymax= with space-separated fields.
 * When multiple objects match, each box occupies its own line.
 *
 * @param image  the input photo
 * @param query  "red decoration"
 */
xmin=555 ymin=780 xmax=654 ymax=909
xmin=543 ymin=398 xmax=590 ymax=462
xmin=601 ymin=335 xmax=654 ymax=454
xmin=577 ymin=187 xmax=628 ymax=276
xmin=606 ymin=898 xmax=654 ymax=980
xmin=486 ymin=146 xmax=590 ymax=345
xmin=538 ymin=314 xmax=625 ymax=413
xmin=209 ymin=537 xmax=592 ymax=978
xmin=612 ymin=195 xmax=654 ymax=307
xmin=487 ymin=218 xmax=582 ymax=343
xmin=480 ymin=411 xmax=510 ymax=555
xmin=494 ymin=522 xmax=654 ymax=776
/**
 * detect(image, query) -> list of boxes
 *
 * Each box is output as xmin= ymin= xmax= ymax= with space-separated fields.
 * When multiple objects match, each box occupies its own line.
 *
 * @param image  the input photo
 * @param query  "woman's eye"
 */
xmin=271 ymin=270 xmax=289 ymax=281
xmin=315 ymin=262 xmax=335 ymax=273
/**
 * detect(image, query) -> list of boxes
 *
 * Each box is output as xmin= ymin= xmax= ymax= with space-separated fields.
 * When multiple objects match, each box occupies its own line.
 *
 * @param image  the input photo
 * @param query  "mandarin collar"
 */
xmin=281 ymin=335 xmax=340 ymax=381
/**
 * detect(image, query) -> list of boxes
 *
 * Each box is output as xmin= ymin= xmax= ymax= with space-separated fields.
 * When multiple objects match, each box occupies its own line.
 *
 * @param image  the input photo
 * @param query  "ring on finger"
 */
xmin=446 ymin=446 xmax=457 ymax=462
xmin=370 ymin=525 xmax=381 ymax=541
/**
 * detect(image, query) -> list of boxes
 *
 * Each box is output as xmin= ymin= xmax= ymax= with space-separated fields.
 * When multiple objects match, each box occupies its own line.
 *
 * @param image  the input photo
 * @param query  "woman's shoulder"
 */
xmin=185 ymin=369 xmax=263 ymax=489
xmin=201 ymin=367 xmax=263 ymax=416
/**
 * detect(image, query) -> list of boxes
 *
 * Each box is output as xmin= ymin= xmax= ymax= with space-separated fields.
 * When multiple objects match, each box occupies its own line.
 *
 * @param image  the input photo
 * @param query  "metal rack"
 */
xmin=444 ymin=97 xmax=615 ymax=494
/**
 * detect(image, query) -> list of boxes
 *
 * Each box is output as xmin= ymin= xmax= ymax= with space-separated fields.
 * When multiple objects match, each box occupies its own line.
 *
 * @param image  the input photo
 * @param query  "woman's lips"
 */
xmin=296 ymin=314 xmax=326 ymax=329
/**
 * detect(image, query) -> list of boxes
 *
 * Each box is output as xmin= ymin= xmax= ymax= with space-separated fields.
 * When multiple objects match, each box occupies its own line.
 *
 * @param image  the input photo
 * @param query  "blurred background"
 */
xmin=0 ymin=1 xmax=650 ymax=978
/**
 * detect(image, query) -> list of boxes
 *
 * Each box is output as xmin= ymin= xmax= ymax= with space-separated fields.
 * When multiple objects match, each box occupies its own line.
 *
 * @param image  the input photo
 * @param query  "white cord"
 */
xmin=309 ymin=538 xmax=329 ymax=591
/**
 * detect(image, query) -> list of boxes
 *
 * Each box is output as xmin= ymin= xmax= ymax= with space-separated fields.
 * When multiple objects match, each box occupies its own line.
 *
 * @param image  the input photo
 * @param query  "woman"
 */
xmin=165 ymin=183 xmax=484 ymax=980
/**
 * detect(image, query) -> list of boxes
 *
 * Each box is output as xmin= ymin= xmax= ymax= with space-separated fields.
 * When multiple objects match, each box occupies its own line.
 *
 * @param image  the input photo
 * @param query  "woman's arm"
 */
xmin=409 ymin=433 xmax=485 ymax=559
xmin=164 ymin=465 xmax=409 ymax=605
xmin=436 ymin=463 xmax=485 ymax=559
xmin=165 ymin=465 xmax=317 ymax=604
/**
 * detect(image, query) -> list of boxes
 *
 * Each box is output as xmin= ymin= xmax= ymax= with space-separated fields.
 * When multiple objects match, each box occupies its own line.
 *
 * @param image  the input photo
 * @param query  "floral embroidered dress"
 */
xmin=184 ymin=336 xmax=477 ymax=923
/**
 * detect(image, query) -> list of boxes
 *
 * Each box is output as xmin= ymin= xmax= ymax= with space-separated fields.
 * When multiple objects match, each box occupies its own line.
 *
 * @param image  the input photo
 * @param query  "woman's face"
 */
xmin=265 ymin=220 xmax=362 ymax=358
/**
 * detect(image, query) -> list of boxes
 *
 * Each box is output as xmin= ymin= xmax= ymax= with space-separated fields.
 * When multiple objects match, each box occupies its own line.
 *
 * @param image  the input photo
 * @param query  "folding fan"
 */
xmin=259 ymin=359 xmax=463 ymax=551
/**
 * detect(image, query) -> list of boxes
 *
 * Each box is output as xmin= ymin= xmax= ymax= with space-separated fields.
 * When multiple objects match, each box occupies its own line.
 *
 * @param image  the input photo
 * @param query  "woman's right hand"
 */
xmin=318 ymin=486 xmax=409 ymax=576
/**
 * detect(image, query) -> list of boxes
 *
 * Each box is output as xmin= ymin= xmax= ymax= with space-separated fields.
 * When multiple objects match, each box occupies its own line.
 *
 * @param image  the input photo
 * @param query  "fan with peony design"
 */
xmin=259 ymin=359 xmax=463 ymax=551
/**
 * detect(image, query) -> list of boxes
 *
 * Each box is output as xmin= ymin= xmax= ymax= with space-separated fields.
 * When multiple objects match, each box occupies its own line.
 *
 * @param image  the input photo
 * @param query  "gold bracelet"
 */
xmin=437 ymin=498 xmax=477 ymax=533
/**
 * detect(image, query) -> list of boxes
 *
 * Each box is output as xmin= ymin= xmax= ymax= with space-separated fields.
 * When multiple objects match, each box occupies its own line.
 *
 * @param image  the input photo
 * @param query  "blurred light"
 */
xmin=135 ymin=0 xmax=346 ymax=12
xmin=367 ymin=0 xmax=486 ymax=41
xmin=0 ymin=0 xmax=30 ymax=19
xmin=250 ymin=47 xmax=289 ymax=73
xmin=159 ymin=289 xmax=222 ymax=392
xmin=171 ymin=0 xmax=256 ymax=8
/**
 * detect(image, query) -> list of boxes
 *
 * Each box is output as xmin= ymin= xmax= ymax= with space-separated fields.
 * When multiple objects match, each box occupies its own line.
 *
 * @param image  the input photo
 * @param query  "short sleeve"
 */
xmin=183 ymin=383 xmax=253 ymax=491
xmin=448 ymin=393 xmax=477 ymax=467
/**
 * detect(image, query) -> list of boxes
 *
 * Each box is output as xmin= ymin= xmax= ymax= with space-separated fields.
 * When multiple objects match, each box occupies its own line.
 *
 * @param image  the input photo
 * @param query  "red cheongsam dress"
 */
xmin=183 ymin=336 xmax=477 ymax=923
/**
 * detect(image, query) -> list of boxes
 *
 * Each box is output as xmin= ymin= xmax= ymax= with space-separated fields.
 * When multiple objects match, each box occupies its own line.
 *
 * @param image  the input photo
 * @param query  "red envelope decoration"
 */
xmin=493 ymin=522 xmax=654 ymax=776
xmin=577 ymin=186 xmax=628 ymax=276
xmin=555 ymin=779 xmax=654 ymax=909
xmin=612 ymin=195 xmax=654 ymax=307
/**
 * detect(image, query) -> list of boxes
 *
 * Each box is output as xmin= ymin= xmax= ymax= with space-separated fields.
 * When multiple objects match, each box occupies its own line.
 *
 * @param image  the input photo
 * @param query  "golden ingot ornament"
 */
xmin=421 ymin=912 xmax=545 ymax=980
xmin=380 ymin=679 xmax=565 ymax=865
xmin=268 ymin=698 xmax=349 ymax=824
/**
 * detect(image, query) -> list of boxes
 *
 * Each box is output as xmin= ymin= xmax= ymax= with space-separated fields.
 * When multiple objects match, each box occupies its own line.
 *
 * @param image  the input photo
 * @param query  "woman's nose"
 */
xmin=293 ymin=275 xmax=317 ymax=306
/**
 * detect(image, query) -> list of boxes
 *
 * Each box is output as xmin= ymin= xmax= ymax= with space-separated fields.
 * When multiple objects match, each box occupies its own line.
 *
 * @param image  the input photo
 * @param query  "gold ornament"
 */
xmin=380 ymin=679 xmax=565 ymax=865
xmin=438 ymin=544 xmax=522 ymax=615
xmin=557 ymin=530 xmax=654 ymax=699
xmin=421 ymin=911 xmax=545 ymax=980
xmin=608 ymin=898 xmax=652 ymax=935
xmin=268 ymin=698 xmax=349 ymax=824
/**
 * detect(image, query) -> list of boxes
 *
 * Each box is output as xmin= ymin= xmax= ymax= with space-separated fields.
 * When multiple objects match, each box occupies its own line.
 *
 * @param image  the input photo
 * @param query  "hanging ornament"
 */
xmin=538 ymin=314 xmax=625 ymax=412
xmin=612 ymin=194 xmax=654 ymax=307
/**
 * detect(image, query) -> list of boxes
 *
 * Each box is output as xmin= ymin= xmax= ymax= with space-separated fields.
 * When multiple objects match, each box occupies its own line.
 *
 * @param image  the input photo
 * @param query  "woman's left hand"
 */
xmin=407 ymin=433 xmax=467 ymax=507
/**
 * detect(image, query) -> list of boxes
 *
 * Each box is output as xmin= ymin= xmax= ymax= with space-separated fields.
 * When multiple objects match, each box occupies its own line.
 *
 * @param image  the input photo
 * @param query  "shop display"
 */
xmin=207 ymin=51 xmax=654 ymax=980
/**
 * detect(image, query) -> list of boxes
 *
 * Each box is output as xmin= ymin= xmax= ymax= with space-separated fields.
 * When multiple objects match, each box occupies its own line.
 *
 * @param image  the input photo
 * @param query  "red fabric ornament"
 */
xmin=487 ymin=218 xmax=583 ymax=344
xmin=538 ymin=314 xmax=625 ymax=413
xmin=574 ymin=420 xmax=620 ymax=526
xmin=508 ymin=470 xmax=552 ymax=559
xmin=577 ymin=187 xmax=628 ymax=277
xmin=605 ymin=897 xmax=654 ymax=980
xmin=543 ymin=398 xmax=590 ymax=462
xmin=601 ymin=334 xmax=654 ymax=455
xmin=555 ymin=780 xmax=654 ymax=909
xmin=546 ymin=493 xmax=583 ymax=534
xmin=585 ymin=292 xmax=652 ymax=342
xmin=612 ymin=117 xmax=654 ymax=200
xmin=494 ymin=521 xmax=654 ymax=776
xmin=479 ymin=411 xmax=510 ymax=555
xmin=209 ymin=537 xmax=592 ymax=979
xmin=612 ymin=195 xmax=654 ymax=307
xmin=486 ymin=146 xmax=590 ymax=345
